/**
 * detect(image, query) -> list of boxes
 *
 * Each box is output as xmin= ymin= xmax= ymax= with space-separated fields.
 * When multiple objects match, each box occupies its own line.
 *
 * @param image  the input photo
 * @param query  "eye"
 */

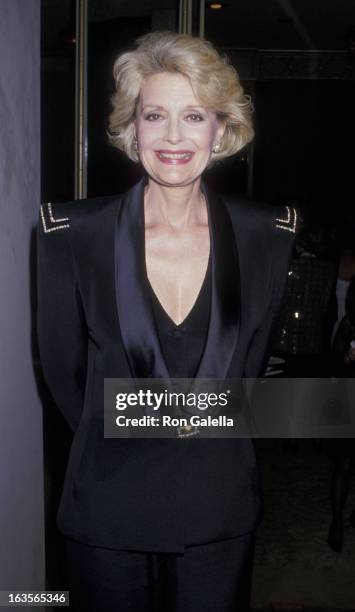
xmin=144 ymin=112 xmax=162 ymax=121
xmin=186 ymin=113 xmax=204 ymax=122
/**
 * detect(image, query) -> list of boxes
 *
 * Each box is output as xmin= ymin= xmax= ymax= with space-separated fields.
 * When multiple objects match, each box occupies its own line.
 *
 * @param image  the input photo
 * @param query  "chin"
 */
xmin=148 ymin=167 xmax=206 ymax=187
xmin=142 ymin=155 xmax=207 ymax=186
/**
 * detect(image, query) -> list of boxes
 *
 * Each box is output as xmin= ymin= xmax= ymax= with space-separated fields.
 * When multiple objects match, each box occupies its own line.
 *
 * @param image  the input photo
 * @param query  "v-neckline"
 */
xmin=147 ymin=251 xmax=211 ymax=329
xmin=114 ymin=173 xmax=241 ymax=380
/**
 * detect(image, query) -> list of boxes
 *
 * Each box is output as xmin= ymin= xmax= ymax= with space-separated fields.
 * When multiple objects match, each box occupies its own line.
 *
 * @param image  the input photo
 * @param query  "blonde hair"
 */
xmin=107 ymin=30 xmax=254 ymax=166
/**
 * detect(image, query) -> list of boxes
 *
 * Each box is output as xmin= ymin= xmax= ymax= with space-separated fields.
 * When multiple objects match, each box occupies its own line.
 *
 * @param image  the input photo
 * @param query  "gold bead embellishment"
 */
xmin=177 ymin=424 xmax=200 ymax=439
xmin=275 ymin=205 xmax=297 ymax=233
xmin=40 ymin=202 xmax=70 ymax=233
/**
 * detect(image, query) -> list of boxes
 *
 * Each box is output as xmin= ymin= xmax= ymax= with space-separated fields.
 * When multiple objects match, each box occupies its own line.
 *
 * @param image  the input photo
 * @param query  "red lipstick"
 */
xmin=154 ymin=150 xmax=195 ymax=165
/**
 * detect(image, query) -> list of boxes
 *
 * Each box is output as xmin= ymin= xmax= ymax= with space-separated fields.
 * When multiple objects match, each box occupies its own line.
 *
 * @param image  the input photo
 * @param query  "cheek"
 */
xmin=136 ymin=122 xmax=158 ymax=147
xmin=194 ymin=125 xmax=218 ymax=151
xmin=138 ymin=133 xmax=150 ymax=149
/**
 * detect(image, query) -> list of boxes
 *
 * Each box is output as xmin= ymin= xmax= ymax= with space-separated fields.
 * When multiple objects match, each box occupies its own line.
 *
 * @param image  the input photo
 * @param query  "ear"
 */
xmin=132 ymin=122 xmax=137 ymax=139
xmin=216 ymin=119 xmax=226 ymax=142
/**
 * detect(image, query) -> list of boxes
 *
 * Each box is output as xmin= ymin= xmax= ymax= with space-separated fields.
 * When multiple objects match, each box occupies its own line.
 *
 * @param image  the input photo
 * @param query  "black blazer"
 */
xmin=37 ymin=174 xmax=296 ymax=553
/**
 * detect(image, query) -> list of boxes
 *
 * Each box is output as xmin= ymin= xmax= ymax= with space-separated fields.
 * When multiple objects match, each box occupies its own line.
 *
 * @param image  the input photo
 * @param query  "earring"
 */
xmin=212 ymin=141 xmax=221 ymax=153
xmin=133 ymin=135 xmax=139 ymax=151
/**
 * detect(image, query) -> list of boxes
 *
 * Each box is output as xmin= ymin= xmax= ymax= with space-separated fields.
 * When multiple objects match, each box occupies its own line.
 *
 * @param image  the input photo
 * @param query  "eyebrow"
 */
xmin=141 ymin=104 xmax=207 ymax=112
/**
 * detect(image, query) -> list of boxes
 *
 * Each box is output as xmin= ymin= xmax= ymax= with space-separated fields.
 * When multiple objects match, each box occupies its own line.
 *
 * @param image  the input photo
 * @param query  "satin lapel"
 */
xmin=196 ymin=181 xmax=241 ymax=378
xmin=115 ymin=175 xmax=170 ymax=378
xmin=115 ymin=175 xmax=241 ymax=380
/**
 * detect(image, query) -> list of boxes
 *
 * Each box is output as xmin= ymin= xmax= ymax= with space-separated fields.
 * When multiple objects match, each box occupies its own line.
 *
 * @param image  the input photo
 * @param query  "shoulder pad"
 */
xmin=39 ymin=202 xmax=70 ymax=233
xmin=275 ymin=205 xmax=297 ymax=233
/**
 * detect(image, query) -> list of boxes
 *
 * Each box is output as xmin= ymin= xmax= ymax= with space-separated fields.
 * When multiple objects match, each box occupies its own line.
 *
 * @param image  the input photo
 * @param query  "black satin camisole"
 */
xmin=148 ymin=252 xmax=212 ymax=378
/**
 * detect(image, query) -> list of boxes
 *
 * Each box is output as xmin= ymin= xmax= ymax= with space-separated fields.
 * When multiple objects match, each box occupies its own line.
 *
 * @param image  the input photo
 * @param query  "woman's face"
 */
xmin=134 ymin=72 xmax=224 ymax=188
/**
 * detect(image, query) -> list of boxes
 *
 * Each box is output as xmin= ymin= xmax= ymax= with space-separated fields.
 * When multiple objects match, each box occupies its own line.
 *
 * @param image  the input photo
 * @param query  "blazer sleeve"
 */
xmin=36 ymin=203 xmax=88 ymax=433
xmin=244 ymin=206 xmax=297 ymax=378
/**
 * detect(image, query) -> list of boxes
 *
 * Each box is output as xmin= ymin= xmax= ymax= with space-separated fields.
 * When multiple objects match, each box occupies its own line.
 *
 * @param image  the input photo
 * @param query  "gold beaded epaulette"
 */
xmin=40 ymin=202 xmax=70 ymax=233
xmin=275 ymin=205 xmax=297 ymax=233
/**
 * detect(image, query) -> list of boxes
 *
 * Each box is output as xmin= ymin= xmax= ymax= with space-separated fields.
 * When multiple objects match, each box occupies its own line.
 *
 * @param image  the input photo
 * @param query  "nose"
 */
xmin=165 ymin=116 xmax=183 ymax=144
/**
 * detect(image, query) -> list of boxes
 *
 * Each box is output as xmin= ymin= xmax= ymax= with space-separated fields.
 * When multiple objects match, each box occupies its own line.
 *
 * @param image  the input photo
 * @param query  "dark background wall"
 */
xmin=253 ymin=79 xmax=355 ymax=209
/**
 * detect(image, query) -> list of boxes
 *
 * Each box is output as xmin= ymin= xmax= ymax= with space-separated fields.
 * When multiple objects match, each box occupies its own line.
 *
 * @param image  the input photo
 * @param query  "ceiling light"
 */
xmin=208 ymin=2 xmax=224 ymax=10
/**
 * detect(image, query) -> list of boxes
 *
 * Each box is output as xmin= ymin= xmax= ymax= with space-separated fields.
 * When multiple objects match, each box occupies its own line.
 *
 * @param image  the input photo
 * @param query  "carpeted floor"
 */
xmin=251 ymin=439 xmax=355 ymax=610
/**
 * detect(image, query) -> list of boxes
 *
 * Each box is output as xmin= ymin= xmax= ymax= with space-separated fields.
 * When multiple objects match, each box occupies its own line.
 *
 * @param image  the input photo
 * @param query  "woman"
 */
xmin=37 ymin=31 xmax=296 ymax=612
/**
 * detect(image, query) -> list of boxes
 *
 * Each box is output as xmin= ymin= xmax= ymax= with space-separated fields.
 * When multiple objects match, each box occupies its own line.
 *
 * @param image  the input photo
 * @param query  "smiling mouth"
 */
xmin=155 ymin=150 xmax=194 ymax=160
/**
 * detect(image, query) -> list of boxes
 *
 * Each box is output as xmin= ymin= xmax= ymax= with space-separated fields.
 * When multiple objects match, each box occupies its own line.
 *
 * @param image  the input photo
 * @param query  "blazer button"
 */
xmin=171 ymin=329 xmax=182 ymax=338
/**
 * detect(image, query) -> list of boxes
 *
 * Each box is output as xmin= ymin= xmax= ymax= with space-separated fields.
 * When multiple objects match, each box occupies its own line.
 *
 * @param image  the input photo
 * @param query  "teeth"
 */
xmin=158 ymin=152 xmax=192 ymax=159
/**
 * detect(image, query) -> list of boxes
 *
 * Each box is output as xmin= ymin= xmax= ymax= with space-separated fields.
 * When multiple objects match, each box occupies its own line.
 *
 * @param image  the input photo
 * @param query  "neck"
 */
xmin=144 ymin=177 xmax=208 ymax=230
